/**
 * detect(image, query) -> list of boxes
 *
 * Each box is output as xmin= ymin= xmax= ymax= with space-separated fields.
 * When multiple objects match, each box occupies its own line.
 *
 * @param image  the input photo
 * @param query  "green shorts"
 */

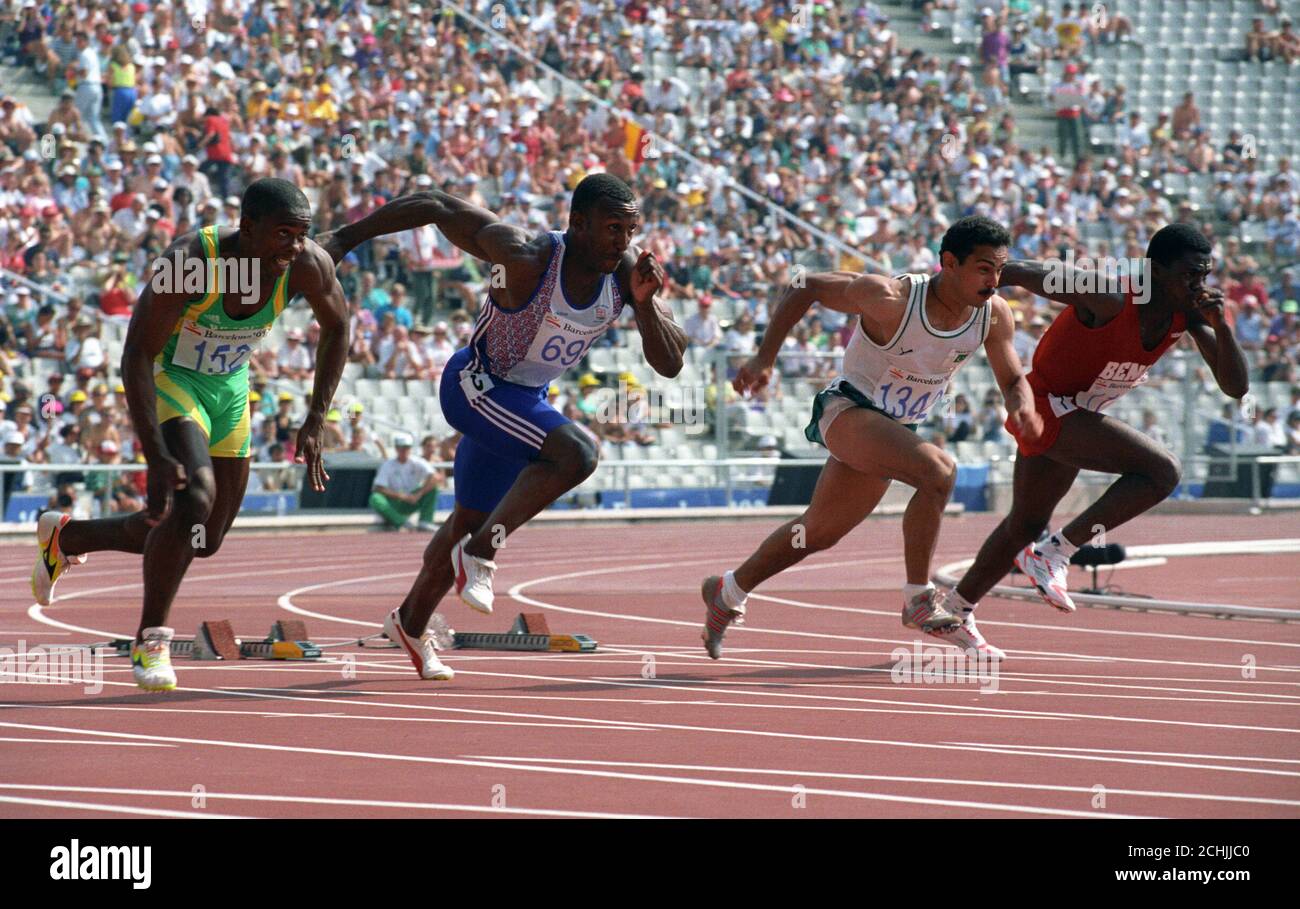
xmin=805 ymin=378 xmax=918 ymax=448
xmin=154 ymin=366 xmax=251 ymax=458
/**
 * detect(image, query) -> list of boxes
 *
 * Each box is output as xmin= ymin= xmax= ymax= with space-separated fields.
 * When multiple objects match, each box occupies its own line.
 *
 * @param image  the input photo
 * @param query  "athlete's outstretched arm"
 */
xmin=120 ymin=232 xmax=202 ymax=521
xmin=319 ymin=191 xmax=521 ymax=265
xmin=983 ymin=295 xmax=1043 ymax=443
xmin=1186 ymin=287 xmax=1249 ymax=399
xmin=295 ymin=243 xmax=350 ymax=491
xmin=621 ymin=247 xmax=685 ymax=378
xmin=318 ymin=191 xmax=544 ymax=310
xmin=734 ymin=270 xmax=892 ymax=395
xmin=999 ymin=259 xmax=1126 ymax=323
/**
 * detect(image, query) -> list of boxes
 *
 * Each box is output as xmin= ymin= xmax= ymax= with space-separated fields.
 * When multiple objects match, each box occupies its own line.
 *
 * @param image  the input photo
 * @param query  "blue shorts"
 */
xmin=439 ymin=347 xmax=570 ymax=513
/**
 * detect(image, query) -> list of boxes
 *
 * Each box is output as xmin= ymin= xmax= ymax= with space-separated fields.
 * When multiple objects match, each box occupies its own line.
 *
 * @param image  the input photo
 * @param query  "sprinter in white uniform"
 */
xmin=701 ymin=216 xmax=1042 ymax=660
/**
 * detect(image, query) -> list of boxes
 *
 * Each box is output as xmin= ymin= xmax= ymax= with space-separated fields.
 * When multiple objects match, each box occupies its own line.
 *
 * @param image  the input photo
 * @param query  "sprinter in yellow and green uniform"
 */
xmin=30 ymin=180 xmax=483 ymax=690
xmin=152 ymin=223 xmax=290 ymax=459
xmin=30 ymin=179 xmax=358 ymax=692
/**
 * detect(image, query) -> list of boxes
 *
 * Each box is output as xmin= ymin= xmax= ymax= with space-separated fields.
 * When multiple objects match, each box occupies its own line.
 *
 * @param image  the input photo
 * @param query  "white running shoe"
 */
xmin=451 ymin=533 xmax=497 ymax=614
xmin=131 ymin=626 xmax=177 ymax=692
xmin=1014 ymin=543 xmax=1076 ymax=613
xmin=901 ymin=586 xmax=960 ymax=632
xmin=926 ymin=611 xmax=1007 ymax=661
xmin=383 ymin=608 xmax=454 ymax=681
xmin=31 ymin=511 xmax=86 ymax=606
xmin=700 ymin=575 xmax=745 ymax=660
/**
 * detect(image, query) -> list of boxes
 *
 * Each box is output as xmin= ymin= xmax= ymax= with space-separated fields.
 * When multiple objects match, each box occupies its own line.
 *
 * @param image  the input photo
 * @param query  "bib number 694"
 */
xmin=541 ymin=334 xmax=589 ymax=367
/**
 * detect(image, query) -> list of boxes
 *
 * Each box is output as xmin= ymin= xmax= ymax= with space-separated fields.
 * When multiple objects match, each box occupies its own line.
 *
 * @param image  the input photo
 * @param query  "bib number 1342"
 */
xmin=875 ymin=382 xmax=938 ymax=422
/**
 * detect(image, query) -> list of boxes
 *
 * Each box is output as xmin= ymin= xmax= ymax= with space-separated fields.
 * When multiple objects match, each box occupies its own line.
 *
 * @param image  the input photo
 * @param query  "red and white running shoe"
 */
xmin=926 ymin=611 xmax=1006 ymax=661
xmin=451 ymin=533 xmax=496 ymax=614
xmin=1014 ymin=543 xmax=1076 ymax=613
xmin=383 ymin=608 xmax=454 ymax=680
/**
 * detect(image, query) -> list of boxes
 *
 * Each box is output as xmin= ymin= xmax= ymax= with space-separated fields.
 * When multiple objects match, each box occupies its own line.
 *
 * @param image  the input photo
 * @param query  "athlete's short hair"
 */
xmin=241 ymin=178 xmax=310 ymax=223
xmin=1147 ymin=222 xmax=1211 ymax=268
xmin=940 ymin=216 xmax=1011 ymax=264
xmin=571 ymin=173 xmax=636 ymax=216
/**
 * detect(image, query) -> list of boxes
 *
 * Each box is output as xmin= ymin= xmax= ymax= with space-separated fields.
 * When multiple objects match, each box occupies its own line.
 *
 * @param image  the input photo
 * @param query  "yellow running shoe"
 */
xmin=31 ymin=511 xmax=86 ymax=606
xmin=131 ymin=627 xmax=178 ymax=691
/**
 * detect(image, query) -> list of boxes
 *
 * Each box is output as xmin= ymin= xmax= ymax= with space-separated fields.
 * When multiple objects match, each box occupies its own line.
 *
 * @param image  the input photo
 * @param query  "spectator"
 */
xmin=944 ymin=394 xmax=975 ymax=443
xmin=1050 ymin=63 xmax=1088 ymax=161
xmin=1141 ymin=409 xmax=1170 ymax=449
xmin=369 ymin=432 xmax=439 ymax=532
xmin=276 ymin=328 xmax=313 ymax=381
xmin=684 ymin=296 xmax=722 ymax=348
xmin=421 ymin=322 xmax=456 ymax=382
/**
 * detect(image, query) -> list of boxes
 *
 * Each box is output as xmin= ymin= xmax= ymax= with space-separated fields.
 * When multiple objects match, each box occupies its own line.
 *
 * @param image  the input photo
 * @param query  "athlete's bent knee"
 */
xmin=918 ymin=451 xmax=958 ymax=499
xmin=172 ymin=476 xmax=216 ymax=526
xmin=562 ymin=436 xmax=599 ymax=483
xmin=1148 ymin=453 xmax=1181 ymax=498
xmin=193 ymin=529 xmax=226 ymax=558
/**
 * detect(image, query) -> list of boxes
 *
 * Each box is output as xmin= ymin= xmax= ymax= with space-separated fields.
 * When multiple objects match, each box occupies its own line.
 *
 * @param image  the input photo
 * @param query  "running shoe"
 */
xmin=701 ymin=575 xmax=745 ymax=660
xmin=926 ymin=610 xmax=1007 ymax=661
xmin=31 ymin=511 xmax=86 ymax=606
xmin=132 ymin=627 xmax=177 ymax=692
xmin=901 ymin=586 xmax=960 ymax=632
xmin=451 ymin=533 xmax=496 ymax=614
xmin=1014 ymin=543 xmax=1076 ymax=612
xmin=383 ymin=608 xmax=454 ymax=680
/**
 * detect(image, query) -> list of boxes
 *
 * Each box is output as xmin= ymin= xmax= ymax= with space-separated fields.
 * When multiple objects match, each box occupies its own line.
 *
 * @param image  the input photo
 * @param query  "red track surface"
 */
xmin=2 ymin=513 xmax=1298 ymax=818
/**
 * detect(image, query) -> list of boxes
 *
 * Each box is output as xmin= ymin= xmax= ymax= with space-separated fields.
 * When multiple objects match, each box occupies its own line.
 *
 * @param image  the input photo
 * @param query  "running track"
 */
xmin=2 ymin=513 xmax=1297 ymax=819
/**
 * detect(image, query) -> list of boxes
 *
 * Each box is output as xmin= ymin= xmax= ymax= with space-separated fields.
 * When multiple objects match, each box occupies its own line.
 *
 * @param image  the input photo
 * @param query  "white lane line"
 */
xmin=505 ymin=565 xmax=1300 ymax=674
xmin=0 ymin=784 xmax=672 ymax=819
xmin=4 ymin=690 xmax=1291 ymax=780
xmin=466 ymin=756 xmax=1300 ymax=809
xmin=0 ymin=721 xmax=1150 ymax=818
xmin=0 ymin=737 xmax=174 ymax=747
xmin=946 ymin=742 xmax=1300 ymax=765
xmin=0 ymin=701 xmax=652 ymax=734
xmin=0 ymin=794 xmax=246 ymax=819
xmin=751 ymin=592 xmax=1300 ymax=650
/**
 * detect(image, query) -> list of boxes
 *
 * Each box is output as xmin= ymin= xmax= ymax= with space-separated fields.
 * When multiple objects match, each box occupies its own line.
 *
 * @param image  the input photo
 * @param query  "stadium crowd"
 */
xmin=1 ymin=0 xmax=1298 ymax=511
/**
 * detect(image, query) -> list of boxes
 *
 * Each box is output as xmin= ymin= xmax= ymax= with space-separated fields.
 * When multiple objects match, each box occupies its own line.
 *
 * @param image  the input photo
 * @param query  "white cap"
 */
xmin=392 ymin=432 xmax=414 ymax=447
xmin=415 ymin=174 xmax=433 ymax=186
xmin=4 ymin=431 xmax=23 ymax=445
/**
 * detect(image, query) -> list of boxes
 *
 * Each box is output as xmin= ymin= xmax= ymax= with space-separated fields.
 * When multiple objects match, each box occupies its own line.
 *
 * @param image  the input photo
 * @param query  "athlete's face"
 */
xmin=245 ymin=210 xmax=312 ymax=277
xmin=945 ymin=244 xmax=1008 ymax=305
xmin=572 ymin=201 xmax=639 ymax=274
xmin=1154 ymin=251 xmax=1213 ymax=311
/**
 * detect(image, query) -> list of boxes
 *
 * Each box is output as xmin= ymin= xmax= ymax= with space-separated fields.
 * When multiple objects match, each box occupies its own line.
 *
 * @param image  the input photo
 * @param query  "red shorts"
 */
xmin=1006 ymin=387 xmax=1073 ymax=458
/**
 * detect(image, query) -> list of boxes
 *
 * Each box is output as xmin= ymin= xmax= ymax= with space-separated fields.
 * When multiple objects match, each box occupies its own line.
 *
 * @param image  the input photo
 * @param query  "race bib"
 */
xmin=872 ymin=365 xmax=951 ymax=423
xmin=171 ymin=320 xmax=269 ymax=375
xmin=507 ymin=312 xmax=607 ymax=386
xmin=459 ymin=366 xmax=496 ymax=402
xmin=1074 ymin=361 xmax=1149 ymax=412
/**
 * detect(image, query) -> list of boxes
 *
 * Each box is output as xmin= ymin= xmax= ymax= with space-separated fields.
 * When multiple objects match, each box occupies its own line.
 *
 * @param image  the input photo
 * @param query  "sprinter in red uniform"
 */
xmin=940 ymin=223 xmax=1249 ymax=656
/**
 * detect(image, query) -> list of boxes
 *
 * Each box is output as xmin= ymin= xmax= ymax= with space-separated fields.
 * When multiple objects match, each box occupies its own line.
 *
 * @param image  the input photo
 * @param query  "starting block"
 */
xmin=109 ymin=619 xmax=321 ymax=661
xmin=451 ymin=612 xmax=597 ymax=653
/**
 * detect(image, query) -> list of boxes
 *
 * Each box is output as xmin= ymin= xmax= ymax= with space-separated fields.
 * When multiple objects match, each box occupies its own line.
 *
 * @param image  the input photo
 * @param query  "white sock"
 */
xmin=721 ymin=570 xmax=748 ymax=610
xmin=948 ymin=591 xmax=976 ymax=615
xmin=1047 ymin=531 xmax=1079 ymax=557
xmin=902 ymin=582 xmax=934 ymax=602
